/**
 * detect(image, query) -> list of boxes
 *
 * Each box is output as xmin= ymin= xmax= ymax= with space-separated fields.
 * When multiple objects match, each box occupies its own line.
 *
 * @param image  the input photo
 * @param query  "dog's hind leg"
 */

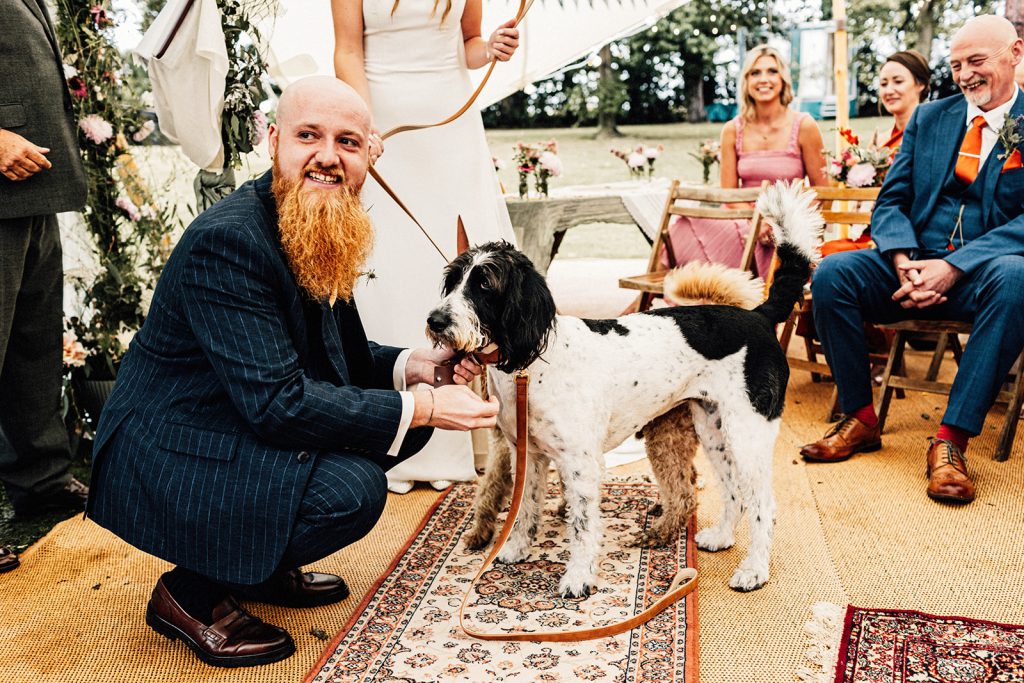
xmin=691 ymin=400 xmax=742 ymax=553
xmin=555 ymin=450 xmax=603 ymax=598
xmin=496 ymin=451 xmax=549 ymax=564
xmin=632 ymin=404 xmax=699 ymax=548
xmin=465 ymin=429 xmax=513 ymax=551
xmin=721 ymin=409 xmax=778 ymax=592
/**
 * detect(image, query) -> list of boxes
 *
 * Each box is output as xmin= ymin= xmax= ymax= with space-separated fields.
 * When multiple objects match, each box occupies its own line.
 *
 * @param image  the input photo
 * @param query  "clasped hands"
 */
xmin=890 ymin=251 xmax=963 ymax=309
xmin=0 ymin=129 xmax=51 ymax=181
xmin=406 ymin=347 xmax=498 ymax=430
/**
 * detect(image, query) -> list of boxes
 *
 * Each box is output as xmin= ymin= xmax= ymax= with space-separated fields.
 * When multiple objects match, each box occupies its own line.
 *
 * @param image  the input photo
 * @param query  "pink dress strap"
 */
xmin=788 ymin=112 xmax=806 ymax=153
xmin=734 ymin=117 xmax=744 ymax=156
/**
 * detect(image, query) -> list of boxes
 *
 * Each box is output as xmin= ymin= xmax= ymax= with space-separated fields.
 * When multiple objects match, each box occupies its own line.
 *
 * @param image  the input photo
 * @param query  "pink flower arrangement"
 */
xmin=612 ymin=143 xmax=665 ymax=180
xmin=250 ymin=110 xmax=268 ymax=147
xmin=513 ymin=140 xmax=560 ymax=197
xmin=63 ymin=330 xmax=88 ymax=368
xmin=79 ymin=114 xmax=113 ymax=144
xmin=845 ymin=162 xmax=877 ymax=188
xmin=825 ymin=128 xmax=894 ymax=187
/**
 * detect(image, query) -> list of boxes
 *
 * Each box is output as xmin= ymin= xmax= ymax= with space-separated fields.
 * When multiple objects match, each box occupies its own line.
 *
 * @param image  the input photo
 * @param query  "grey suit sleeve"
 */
xmin=179 ymin=224 xmax=405 ymax=452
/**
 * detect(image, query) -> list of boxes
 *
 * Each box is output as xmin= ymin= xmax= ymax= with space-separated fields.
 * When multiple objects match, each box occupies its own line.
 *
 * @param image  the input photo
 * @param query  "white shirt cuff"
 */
xmin=386 ymin=349 xmax=415 ymax=456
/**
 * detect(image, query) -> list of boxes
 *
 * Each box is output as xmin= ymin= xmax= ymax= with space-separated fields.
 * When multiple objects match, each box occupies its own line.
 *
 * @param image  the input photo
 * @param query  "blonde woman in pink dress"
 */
xmin=664 ymin=45 xmax=827 ymax=277
xmin=333 ymin=0 xmax=518 ymax=493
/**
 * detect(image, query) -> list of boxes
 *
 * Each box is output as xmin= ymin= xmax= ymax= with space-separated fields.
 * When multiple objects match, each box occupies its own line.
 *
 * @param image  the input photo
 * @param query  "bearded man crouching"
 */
xmin=86 ymin=77 xmax=498 ymax=668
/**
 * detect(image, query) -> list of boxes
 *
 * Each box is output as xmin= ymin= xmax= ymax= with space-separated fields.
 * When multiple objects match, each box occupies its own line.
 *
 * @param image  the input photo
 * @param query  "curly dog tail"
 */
xmin=752 ymin=180 xmax=824 ymax=325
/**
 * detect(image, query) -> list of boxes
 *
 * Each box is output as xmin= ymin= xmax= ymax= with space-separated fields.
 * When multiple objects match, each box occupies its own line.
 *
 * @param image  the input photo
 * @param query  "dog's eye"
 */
xmin=479 ymin=279 xmax=492 ymax=291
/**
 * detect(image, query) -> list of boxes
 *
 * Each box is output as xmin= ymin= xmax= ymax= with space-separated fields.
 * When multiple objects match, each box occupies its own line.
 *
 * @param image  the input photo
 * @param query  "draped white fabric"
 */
xmin=266 ymin=0 xmax=687 ymax=108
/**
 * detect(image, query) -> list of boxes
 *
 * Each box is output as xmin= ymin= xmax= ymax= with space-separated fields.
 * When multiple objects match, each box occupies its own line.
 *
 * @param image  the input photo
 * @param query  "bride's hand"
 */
xmin=486 ymin=19 xmax=519 ymax=62
xmin=368 ymin=127 xmax=384 ymax=164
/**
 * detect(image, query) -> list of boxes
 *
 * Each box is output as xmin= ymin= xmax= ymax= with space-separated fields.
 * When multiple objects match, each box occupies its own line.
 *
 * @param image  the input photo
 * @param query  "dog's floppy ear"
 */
xmin=494 ymin=250 xmax=556 ymax=373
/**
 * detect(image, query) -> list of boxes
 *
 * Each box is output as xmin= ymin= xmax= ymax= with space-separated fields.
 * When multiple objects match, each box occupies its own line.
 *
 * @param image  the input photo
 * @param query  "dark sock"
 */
xmin=851 ymin=404 xmax=878 ymax=429
xmin=935 ymin=424 xmax=970 ymax=454
xmin=161 ymin=568 xmax=228 ymax=624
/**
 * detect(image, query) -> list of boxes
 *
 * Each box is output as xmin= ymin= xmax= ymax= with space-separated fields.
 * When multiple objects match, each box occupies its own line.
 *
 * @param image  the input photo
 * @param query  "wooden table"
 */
xmin=505 ymin=182 xmax=669 ymax=275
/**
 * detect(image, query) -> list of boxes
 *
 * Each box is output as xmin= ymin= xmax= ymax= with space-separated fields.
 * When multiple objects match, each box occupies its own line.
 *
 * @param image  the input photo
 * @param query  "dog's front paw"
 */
xmin=728 ymin=566 xmax=768 ymax=592
xmin=695 ymin=527 xmax=734 ymax=552
xmin=558 ymin=573 xmax=595 ymax=600
xmin=463 ymin=526 xmax=494 ymax=552
xmin=628 ymin=524 xmax=677 ymax=549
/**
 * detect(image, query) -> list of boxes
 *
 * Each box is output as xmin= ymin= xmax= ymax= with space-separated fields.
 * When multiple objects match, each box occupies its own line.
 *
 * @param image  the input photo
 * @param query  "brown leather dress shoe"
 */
xmin=0 ymin=547 xmax=19 ymax=574
xmin=800 ymin=415 xmax=882 ymax=463
xmin=12 ymin=476 xmax=89 ymax=518
xmin=237 ymin=568 xmax=350 ymax=608
xmin=146 ymin=578 xmax=295 ymax=667
xmin=926 ymin=438 xmax=976 ymax=504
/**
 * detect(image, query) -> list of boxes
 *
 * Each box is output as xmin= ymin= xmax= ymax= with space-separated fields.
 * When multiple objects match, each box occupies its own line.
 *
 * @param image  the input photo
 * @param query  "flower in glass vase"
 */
xmin=513 ymin=140 xmax=559 ymax=197
xmin=535 ymin=149 xmax=562 ymax=197
xmin=688 ymin=139 xmax=720 ymax=184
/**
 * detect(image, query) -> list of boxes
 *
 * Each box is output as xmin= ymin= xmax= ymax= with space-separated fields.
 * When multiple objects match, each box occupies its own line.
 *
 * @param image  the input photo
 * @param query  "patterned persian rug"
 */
xmin=803 ymin=604 xmax=1024 ymax=683
xmin=305 ymin=481 xmax=698 ymax=683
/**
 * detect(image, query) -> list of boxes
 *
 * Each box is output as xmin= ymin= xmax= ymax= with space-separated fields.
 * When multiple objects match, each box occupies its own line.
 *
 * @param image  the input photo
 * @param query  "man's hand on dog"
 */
xmin=407 ymin=347 xmax=483 ymax=386
xmin=407 ymin=348 xmax=498 ymax=430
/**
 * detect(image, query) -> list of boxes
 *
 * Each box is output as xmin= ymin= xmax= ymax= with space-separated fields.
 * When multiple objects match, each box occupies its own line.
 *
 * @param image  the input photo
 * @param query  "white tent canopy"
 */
xmin=266 ymin=0 xmax=687 ymax=110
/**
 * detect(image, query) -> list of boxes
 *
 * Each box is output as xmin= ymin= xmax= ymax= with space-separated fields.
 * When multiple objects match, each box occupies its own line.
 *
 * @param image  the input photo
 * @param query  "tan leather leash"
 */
xmin=366 ymin=0 xmax=536 ymax=263
xmin=457 ymin=371 xmax=699 ymax=642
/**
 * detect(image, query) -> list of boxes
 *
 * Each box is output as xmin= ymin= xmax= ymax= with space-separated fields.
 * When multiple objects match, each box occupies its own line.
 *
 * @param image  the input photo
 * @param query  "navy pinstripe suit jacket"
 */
xmin=87 ymin=171 xmax=431 ymax=584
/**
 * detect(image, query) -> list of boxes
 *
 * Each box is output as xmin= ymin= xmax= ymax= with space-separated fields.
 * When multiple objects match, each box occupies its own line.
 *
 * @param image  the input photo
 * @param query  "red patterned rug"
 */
xmin=305 ymin=481 xmax=699 ymax=683
xmin=834 ymin=606 xmax=1024 ymax=682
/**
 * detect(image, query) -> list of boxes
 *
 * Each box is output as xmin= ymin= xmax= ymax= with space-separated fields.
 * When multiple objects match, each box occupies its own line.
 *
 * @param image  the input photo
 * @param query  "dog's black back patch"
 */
xmin=641 ymin=306 xmax=788 ymax=420
xmin=581 ymin=319 xmax=630 ymax=336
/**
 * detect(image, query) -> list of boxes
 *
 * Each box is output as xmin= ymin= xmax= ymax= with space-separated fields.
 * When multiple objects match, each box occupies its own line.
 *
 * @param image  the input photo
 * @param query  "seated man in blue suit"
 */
xmin=87 ymin=76 xmax=498 ymax=668
xmin=800 ymin=15 xmax=1024 ymax=504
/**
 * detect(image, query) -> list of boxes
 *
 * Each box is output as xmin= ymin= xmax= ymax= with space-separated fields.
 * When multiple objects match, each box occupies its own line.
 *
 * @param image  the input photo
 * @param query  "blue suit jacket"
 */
xmin=872 ymin=92 xmax=1024 ymax=274
xmin=88 ymin=171 xmax=431 ymax=584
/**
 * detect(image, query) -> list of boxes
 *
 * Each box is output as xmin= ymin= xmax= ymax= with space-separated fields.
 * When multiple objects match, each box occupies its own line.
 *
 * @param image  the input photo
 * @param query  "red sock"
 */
xmin=852 ymin=404 xmax=878 ymax=428
xmin=935 ymin=424 xmax=970 ymax=453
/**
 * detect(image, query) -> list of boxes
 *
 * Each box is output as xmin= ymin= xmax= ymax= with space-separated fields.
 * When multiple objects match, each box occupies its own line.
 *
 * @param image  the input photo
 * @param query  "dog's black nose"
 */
xmin=427 ymin=310 xmax=450 ymax=333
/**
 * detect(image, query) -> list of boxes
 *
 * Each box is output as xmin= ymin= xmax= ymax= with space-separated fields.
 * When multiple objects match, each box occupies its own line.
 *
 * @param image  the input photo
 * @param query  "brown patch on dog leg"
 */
xmin=632 ymin=403 xmax=699 ymax=547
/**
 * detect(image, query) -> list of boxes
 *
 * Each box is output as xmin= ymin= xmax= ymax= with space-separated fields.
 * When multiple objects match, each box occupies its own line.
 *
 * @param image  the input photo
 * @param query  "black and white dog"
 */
xmin=425 ymin=181 xmax=822 ymax=596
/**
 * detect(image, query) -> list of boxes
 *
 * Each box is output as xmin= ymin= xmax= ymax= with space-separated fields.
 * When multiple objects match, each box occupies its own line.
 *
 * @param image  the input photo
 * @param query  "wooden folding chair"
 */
xmin=874 ymin=321 xmax=1024 ymax=462
xmin=618 ymin=180 xmax=768 ymax=311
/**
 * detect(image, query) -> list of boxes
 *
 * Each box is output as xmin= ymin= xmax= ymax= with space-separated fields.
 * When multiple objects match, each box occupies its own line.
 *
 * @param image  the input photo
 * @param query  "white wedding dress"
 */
xmin=355 ymin=0 xmax=516 ymax=490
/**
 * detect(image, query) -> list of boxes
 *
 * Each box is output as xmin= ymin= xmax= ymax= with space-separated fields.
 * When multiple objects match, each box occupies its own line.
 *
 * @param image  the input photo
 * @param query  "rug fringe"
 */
xmin=795 ymin=601 xmax=844 ymax=683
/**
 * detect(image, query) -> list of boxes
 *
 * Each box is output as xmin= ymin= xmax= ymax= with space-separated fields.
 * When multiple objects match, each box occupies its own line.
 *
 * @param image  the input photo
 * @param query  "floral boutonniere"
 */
xmin=997 ymin=112 xmax=1024 ymax=172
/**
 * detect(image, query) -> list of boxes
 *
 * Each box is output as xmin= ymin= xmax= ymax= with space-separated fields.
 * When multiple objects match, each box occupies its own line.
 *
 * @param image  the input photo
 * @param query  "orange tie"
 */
xmin=954 ymin=115 xmax=987 ymax=184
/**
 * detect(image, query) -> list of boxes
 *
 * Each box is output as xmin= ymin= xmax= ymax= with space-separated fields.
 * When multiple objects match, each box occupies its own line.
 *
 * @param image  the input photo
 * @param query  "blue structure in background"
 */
xmin=790 ymin=21 xmax=858 ymax=120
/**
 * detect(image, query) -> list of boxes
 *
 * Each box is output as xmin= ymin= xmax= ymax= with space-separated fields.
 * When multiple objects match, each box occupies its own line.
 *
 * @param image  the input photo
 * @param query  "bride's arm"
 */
xmin=331 ymin=0 xmax=382 ymax=160
xmin=461 ymin=0 xmax=518 ymax=70
xmin=331 ymin=0 xmax=371 ymax=106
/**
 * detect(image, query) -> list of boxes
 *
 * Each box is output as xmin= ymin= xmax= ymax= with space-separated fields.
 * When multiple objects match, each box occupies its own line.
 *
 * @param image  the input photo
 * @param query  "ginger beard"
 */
xmin=272 ymin=158 xmax=375 ymax=304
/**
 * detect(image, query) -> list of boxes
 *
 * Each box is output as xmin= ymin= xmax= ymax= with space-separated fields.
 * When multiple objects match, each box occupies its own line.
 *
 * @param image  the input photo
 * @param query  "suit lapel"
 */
xmin=920 ymin=99 xmax=968 ymax=226
xmin=321 ymin=304 xmax=351 ymax=385
xmin=23 ymin=0 xmax=61 ymax=58
xmin=981 ymin=94 xmax=1024 ymax=225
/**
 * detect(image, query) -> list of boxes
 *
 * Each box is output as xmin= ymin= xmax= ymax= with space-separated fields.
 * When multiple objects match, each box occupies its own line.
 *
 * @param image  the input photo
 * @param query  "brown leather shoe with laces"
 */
xmin=799 ymin=415 xmax=882 ymax=463
xmin=146 ymin=578 xmax=295 ymax=667
xmin=926 ymin=438 xmax=975 ymax=504
xmin=0 ymin=546 xmax=19 ymax=574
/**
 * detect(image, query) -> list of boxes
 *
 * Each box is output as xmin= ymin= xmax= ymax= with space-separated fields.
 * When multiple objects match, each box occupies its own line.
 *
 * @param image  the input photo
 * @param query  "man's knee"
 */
xmin=811 ymin=253 xmax=857 ymax=305
xmin=978 ymin=256 xmax=1024 ymax=310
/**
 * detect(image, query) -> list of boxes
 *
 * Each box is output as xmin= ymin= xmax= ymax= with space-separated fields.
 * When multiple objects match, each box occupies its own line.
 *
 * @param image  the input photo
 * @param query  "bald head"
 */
xmin=949 ymin=15 xmax=1023 ymax=110
xmin=268 ymin=76 xmax=372 ymax=194
xmin=276 ymin=76 xmax=371 ymax=132
xmin=952 ymin=15 xmax=1019 ymax=49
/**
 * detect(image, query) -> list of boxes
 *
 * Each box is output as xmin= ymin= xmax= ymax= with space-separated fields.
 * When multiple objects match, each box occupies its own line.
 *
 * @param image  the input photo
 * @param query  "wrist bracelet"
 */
xmin=427 ymin=389 xmax=435 ymax=423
